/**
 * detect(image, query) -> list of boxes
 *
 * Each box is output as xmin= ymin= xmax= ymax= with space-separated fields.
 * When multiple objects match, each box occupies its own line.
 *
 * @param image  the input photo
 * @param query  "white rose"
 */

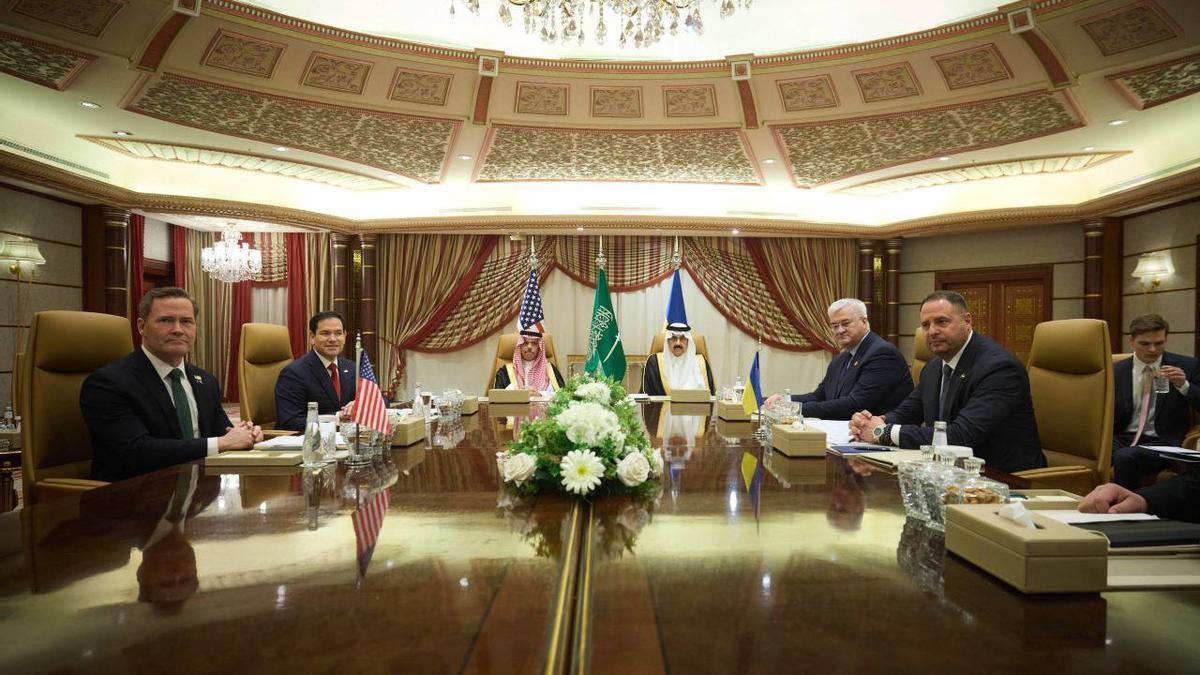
xmin=646 ymin=447 xmax=664 ymax=478
xmin=503 ymin=453 xmax=538 ymax=485
xmin=616 ymin=451 xmax=650 ymax=487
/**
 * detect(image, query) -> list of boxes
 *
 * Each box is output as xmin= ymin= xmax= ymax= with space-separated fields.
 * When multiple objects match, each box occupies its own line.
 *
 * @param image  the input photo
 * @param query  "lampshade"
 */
xmin=0 ymin=237 xmax=46 ymax=266
xmin=1131 ymin=252 xmax=1169 ymax=279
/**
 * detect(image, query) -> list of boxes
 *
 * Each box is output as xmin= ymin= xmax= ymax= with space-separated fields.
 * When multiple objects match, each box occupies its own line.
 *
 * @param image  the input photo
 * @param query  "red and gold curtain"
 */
xmin=285 ymin=233 xmax=308 ymax=358
xmin=552 ymin=236 xmax=676 ymax=291
xmin=747 ymin=237 xmax=856 ymax=353
xmin=128 ymin=213 xmax=145 ymax=346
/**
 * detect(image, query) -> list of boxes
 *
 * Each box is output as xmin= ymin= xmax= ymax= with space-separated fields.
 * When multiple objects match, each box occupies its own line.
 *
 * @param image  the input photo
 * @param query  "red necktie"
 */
xmin=1131 ymin=364 xmax=1153 ymax=447
xmin=329 ymin=363 xmax=342 ymax=404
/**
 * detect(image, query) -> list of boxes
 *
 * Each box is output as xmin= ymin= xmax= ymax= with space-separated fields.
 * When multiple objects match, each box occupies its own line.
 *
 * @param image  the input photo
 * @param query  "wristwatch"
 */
xmin=872 ymin=424 xmax=888 ymax=443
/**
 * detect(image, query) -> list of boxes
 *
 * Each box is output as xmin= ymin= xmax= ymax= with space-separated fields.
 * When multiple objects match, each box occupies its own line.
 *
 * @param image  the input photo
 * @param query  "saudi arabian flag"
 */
xmin=585 ymin=267 xmax=626 ymax=381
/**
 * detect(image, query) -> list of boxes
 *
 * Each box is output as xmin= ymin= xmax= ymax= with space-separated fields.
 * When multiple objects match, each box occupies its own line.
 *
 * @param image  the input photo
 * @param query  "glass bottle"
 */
xmin=733 ymin=376 xmax=745 ymax=400
xmin=931 ymin=420 xmax=948 ymax=451
xmin=411 ymin=382 xmax=425 ymax=417
xmin=920 ymin=452 xmax=962 ymax=532
xmin=301 ymin=402 xmax=323 ymax=467
xmin=2 ymin=406 xmax=12 ymax=430
xmin=946 ymin=457 xmax=1010 ymax=506
xmin=899 ymin=445 xmax=936 ymax=522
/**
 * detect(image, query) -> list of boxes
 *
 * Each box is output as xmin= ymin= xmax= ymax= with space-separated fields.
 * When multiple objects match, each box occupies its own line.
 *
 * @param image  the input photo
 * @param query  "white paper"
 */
xmin=1039 ymin=510 xmax=1160 ymax=525
xmin=1142 ymin=445 xmax=1200 ymax=456
xmin=800 ymin=419 xmax=852 ymax=445
xmin=258 ymin=435 xmax=303 ymax=448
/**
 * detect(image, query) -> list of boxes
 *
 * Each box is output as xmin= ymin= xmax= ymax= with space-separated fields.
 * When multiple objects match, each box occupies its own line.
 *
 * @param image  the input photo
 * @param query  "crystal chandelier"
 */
xmin=201 ymin=225 xmax=262 ymax=283
xmin=451 ymin=0 xmax=753 ymax=49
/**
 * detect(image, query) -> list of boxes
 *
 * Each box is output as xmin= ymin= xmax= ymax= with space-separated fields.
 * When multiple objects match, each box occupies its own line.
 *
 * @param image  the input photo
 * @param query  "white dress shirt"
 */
xmin=891 ymin=331 xmax=974 ymax=445
xmin=142 ymin=346 xmax=219 ymax=455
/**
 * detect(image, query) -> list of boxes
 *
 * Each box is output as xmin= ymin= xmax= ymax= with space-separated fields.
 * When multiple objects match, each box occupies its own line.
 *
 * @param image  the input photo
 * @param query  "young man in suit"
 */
xmin=82 ymin=287 xmax=262 ymax=483
xmin=1110 ymin=314 xmax=1200 ymax=489
xmin=274 ymin=311 xmax=358 ymax=432
xmin=765 ymin=298 xmax=912 ymax=419
xmin=849 ymin=290 xmax=1046 ymax=473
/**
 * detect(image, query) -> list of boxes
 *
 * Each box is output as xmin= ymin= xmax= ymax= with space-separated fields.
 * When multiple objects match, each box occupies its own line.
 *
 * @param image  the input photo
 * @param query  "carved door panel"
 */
xmin=937 ymin=265 xmax=1052 ymax=364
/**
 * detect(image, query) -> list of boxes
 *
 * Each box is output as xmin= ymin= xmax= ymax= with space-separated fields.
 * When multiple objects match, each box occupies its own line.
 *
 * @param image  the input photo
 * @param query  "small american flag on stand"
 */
xmin=352 ymin=489 xmax=389 ymax=582
xmin=353 ymin=347 xmax=390 ymax=434
xmin=518 ymin=267 xmax=546 ymax=333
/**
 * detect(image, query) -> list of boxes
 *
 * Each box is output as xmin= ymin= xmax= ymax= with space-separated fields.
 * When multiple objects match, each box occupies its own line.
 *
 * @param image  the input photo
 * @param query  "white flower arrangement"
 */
xmin=573 ymin=381 xmax=612 ymax=403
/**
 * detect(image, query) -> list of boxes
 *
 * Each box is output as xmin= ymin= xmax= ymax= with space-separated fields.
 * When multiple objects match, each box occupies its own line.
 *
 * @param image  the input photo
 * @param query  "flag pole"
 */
xmin=756 ymin=333 xmax=763 ymax=416
xmin=354 ymin=332 xmax=362 ymax=457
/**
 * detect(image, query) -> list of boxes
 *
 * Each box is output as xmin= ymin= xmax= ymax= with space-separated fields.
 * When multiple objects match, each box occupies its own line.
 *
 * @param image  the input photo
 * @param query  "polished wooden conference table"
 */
xmin=2 ymin=402 xmax=1200 ymax=674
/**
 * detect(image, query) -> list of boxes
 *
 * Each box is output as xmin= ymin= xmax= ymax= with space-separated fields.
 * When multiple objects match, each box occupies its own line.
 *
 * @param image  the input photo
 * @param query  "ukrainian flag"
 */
xmin=742 ymin=351 xmax=763 ymax=416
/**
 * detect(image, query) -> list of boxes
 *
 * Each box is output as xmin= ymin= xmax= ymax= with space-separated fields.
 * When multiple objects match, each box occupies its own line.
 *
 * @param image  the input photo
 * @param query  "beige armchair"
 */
xmin=1013 ymin=319 xmax=1114 ymax=494
xmin=911 ymin=327 xmax=931 ymax=386
xmin=21 ymin=311 xmax=131 ymax=504
xmin=237 ymin=322 xmax=294 ymax=435
xmin=486 ymin=332 xmax=561 ymax=394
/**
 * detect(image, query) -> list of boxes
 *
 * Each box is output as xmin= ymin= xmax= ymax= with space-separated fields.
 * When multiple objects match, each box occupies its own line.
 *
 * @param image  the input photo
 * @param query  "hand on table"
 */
xmin=1078 ymin=483 xmax=1149 ymax=514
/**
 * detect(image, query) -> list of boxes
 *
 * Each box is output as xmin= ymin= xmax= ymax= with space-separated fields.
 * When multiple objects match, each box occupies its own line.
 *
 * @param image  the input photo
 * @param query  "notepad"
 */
xmin=205 ymin=450 xmax=301 ymax=467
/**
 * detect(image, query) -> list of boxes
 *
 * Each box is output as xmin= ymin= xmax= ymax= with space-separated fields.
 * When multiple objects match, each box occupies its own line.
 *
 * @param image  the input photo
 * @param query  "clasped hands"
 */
xmin=218 ymin=419 xmax=264 ymax=451
xmin=848 ymin=410 xmax=887 ymax=443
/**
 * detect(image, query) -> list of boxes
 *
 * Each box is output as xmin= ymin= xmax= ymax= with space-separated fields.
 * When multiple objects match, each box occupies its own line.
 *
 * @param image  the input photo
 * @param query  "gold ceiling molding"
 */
xmin=1108 ymin=50 xmax=1200 ymax=110
xmin=4 ymin=148 xmax=1199 ymax=239
xmin=772 ymin=89 xmax=1085 ymax=188
xmin=200 ymin=0 xmax=1095 ymax=77
xmin=841 ymin=152 xmax=1129 ymax=195
xmin=10 ymin=0 xmax=124 ymax=38
xmin=0 ymin=28 xmax=95 ymax=90
xmin=124 ymin=72 xmax=461 ymax=183
xmin=78 ymin=135 xmax=403 ymax=191
xmin=476 ymin=124 xmax=760 ymax=185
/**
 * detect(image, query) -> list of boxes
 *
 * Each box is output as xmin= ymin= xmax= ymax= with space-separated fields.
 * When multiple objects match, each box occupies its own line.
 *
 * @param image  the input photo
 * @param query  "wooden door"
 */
xmin=936 ymin=265 xmax=1052 ymax=364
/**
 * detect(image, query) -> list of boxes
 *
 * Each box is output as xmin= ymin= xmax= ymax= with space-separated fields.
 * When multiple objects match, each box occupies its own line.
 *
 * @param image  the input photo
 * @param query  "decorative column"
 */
xmin=100 ymin=207 xmax=130 ymax=317
xmin=885 ymin=238 xmax=903 ymax=345
xmin=358 ymin=233 xmax=378 ymax=366
xmin=330 ymin=233 xmax=351 ymax=357
xmin=858 ymin=239 xmax=876 ymax=324
xmin=1082 ymin=217 xmax=1122 ymax=352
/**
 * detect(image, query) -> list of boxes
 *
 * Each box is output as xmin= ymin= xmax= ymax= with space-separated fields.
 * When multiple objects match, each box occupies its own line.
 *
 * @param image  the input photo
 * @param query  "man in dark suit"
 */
xmin=849 ymin=290 xmax=1045 ymax=473
xmin=765 ymin=298 xmax=912 ymax=419
xmin=1110 ymin=314 xmax=1200 ymax=489
xmin=82 ymin=287 xmax=262 ymax=483
xmin=275 ymin=311 xmax=358 ymax=432
xmin=1079 ymin=472 xmax=1200 ymax=523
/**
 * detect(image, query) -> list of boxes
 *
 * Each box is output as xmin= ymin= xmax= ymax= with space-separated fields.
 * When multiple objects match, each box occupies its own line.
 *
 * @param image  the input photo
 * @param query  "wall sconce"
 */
xmin=1131 ymin=251 xmax=1171 ymax=291
xmin=0 ymin=236 xmax=46 ymax=280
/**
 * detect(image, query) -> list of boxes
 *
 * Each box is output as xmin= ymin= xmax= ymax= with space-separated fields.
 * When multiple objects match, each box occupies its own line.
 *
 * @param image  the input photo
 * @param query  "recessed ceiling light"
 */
xmin=457 ymin=154 xmax=473 ymax=160
xmin=575 ymin=226 xmax=584 ymax=231
xmin=274 ymin=146 xmax=289 ymax=152
xmin=762 ymin=158 xmax=777 ymax=165
xmin=1081 ymin=145 xmax=1096 ymax=151
xmin=937 ymin=156 xmax=951 ymax=161
xmin=1108 ymin=119 xmax=1127 ymax=126
xmin=113 ymin=130 xmax=132 ymax=137
xmin=79 ymin=101 xmax=101 ymax=109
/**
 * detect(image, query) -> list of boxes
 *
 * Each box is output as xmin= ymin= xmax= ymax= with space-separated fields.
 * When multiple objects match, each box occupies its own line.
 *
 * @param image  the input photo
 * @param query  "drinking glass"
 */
xmin=1153 ymin=370 xmax=1171 ymax=394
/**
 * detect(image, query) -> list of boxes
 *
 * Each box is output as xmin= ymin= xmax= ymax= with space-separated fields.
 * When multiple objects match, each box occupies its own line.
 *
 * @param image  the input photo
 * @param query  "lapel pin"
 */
xmin=192 ymin=374 xmax=203 ymax=384
xmin=852 ymin=361 xmax=860 ymax=368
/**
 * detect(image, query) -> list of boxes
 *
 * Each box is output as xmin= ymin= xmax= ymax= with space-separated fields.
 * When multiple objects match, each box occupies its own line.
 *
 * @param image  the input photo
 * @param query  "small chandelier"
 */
xmin=201 ymin=225 xmax=262 ymax=283
xmin=452 ymin=0 xmax=753 ymax=49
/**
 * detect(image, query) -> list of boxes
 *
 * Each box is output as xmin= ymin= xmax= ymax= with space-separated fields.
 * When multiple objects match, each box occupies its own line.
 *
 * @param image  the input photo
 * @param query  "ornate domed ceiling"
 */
xmin=0 ymin=0 xmax=1198 ymax=236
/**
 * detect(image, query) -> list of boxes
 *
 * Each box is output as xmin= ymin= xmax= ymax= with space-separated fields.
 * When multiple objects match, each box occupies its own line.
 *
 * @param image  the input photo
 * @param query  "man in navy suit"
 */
xmin=765 ymin=298 xmax=912 ymax=419
xmin=82 ymin=288 xmax=262 ymax=483
xmin=274 ymin=311 xmax=357 ymax=432
xmin=849 ymin=291 xmax=1045 ymax=473
xmin=1110 ymin=314 xmax=1200 ymax=489
xmin=1079 ymin=472 xmax=1200 ymax=523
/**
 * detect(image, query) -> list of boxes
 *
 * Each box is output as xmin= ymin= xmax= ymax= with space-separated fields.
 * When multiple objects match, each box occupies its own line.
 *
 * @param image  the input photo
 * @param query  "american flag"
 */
xmin=352 ymin=489 xmax=389 ymax=582
xmin=517 ymin=267 xmax=546 ymax=333
xmin=353 ymin=349 xmax=390 ymax=434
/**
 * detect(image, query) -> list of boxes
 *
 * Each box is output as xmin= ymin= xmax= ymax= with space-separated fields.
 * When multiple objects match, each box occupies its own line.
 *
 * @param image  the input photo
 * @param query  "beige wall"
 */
xmin=896 ymin=222 xmax=1085 ymax=361
xmin=0 ymin=185 xmax=83 ymax=410
xmin=1122 ymin=200 xmax=1200 ymax=356
xmin=143 ymin=215 xmax=171 ymax=262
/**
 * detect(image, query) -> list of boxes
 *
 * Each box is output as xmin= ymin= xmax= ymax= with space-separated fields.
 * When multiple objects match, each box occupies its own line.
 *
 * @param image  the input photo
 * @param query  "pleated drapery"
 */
xmin=128 ymin=213 xmax=145 ymax=346
xmin=180 ymin=229 xmax=233 ymax=396
xmin=304 ymin=232 xmax=332 ymax=333
xmin=747 ymin=238 xmax=856 ymax=353
xmin=285 ymin=233 xmax=308 ymax=357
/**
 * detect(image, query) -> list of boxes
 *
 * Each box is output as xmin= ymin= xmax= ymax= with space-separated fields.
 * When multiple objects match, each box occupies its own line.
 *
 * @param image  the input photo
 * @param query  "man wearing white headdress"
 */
xmin=642 ymin=322 xmax=715 ymax=396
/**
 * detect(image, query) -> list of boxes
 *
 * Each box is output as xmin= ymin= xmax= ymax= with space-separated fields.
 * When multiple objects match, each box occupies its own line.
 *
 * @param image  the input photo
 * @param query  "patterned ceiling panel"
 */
xmin=662 ymin=85 xmax=717 ymax=118
xmin=1109 ymin=52 xmax=1200 ymax=110
xmin=10 ymin=0 xmax=122 ymax=37
xmin=0 ymin=28 xmax=94 ymax=90
xmin=772 ymin=89 xmax=1084 ymax=188
xmin=776 ymin=75 xmax=839 ymax=112
xmin=389 ymin=67 xmax=452 ymax=106
xmin=127 ymin=73 xmax=459 ymax=183
xmin=201 ymin=29 xmax=285 ymax=78
xmin=301 ymin=51 xmax=373 ymax=95
xmin=80 ymin=135 xmax=401 ymax=190
xmin=515 ymin=82 xmax=569 ymax=115
xmin=853 ymin=61 xmax=922 ymax=103
xmin=477 ymin=125 xmax=760 ymax=184
xmin=1078 ymin=0 xmax=1179 ymax=56
xmin=932 ymin=43 xmax=1012 ymax=90
xmin=841 ymin=152 xmax=1128 ymax=195
xmin=590 ymin=86 xmax=643 ymax=118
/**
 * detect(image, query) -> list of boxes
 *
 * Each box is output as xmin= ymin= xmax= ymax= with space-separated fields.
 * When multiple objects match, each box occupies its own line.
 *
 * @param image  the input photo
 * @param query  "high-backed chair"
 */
xmin=238 ymin=322 xmax=293 ymax=432
xmin=21 ymin=311 xmax=132 ymax=504
xmin=1012 ymin=319 xmax=1114 ymax=494
xmin=486 ymin=333 xmax=560 ymax=393
xmin=11 ymin=351 xmax=25 ymax=417
xmin=648 ymin=331 xmax=711 ymax=365
xmin=911 ymin=327 xmax=931 ymax=386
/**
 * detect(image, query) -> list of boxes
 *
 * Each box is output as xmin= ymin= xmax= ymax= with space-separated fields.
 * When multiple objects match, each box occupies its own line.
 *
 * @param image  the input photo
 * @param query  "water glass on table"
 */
xmin=1153 ymin=368 xmax=1171 ymax=394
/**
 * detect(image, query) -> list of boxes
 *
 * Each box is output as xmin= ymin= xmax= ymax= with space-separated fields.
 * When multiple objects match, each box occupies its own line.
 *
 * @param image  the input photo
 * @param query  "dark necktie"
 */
xmin=938 ymin=363 xmax=953 ymax=420
xmin=167 ymin=369 xmax=194 ymax=440
xmin=329 ymin=363 xmax=342 ymax=404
